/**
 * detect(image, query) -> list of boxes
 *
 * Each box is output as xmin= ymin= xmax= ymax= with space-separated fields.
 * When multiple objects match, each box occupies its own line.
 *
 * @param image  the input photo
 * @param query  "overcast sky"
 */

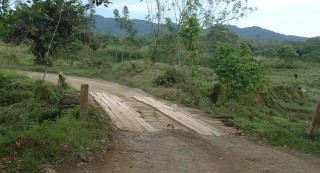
xmin=95 ymin=0 xmax=319 ymax=37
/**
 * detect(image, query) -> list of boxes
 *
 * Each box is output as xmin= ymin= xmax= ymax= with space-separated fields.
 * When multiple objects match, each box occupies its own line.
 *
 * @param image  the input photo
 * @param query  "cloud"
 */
xmin=95 ymin=0 xmax=147 ymax=19
xmin=229 ymin=0 xmax=320 ymax=37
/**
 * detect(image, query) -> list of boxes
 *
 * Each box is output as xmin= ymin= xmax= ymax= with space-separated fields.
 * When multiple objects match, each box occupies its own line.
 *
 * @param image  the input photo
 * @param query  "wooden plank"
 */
xmin=105 ymin=94 xmax=156 ymax=132
xmin=133 ymin=96 xmax=223 ymax=136
xmin=91 ymin=93 xmax=127 ymax=130
xmin=109 ymin=95 xmax=157 ymax=132
xmin=100 ymin=93 xmax=140 ymax=131
xmin=91 ymin=93 xmax=156 ymax=132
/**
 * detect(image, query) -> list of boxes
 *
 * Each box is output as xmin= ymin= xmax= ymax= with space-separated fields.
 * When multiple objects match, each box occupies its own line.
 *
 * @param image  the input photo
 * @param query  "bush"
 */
xmin=34 ymin=80 xmax=62 ymax=104
xmin=210 ymin=44 xmax=267 ymax=104
xmin=154 ymin=68 xmax=186 ymax=87
xmin=0 ymin=73 xmax=8 ymax=88
xmin=0 ymin=72 xmax=110 ymax=172
xmin=154 ymin=72 xmax=175 ymax=87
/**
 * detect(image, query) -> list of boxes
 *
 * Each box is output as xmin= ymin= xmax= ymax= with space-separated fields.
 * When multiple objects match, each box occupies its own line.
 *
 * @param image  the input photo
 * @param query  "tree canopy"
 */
xmin=180 ymin=14 xmax=202 ymax=66
xmin=277 ymin=45 xmax=298 ymax=67
xmin=3 ymin=0 xmax=93 ymax=65
xmin=211 ymin=44 xmax=266 ymax=103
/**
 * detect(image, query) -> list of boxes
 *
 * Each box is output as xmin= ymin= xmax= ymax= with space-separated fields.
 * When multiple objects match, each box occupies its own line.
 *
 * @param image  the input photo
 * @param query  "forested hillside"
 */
xmin=94 ymin=15 xmax=309 ymax=41
xmin=225 ymin=25 xmax=308 ymax=41
xmin=94 ymin=15 xmax=156 ymax=36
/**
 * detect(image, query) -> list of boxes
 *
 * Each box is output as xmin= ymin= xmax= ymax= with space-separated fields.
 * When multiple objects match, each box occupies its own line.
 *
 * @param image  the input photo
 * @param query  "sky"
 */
xmin=95 ymin=0 xmax=319 ymax=38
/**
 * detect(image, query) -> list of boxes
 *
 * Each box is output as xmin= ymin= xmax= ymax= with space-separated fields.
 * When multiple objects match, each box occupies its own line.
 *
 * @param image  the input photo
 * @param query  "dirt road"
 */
xmin=23 ymin=71 xmax=320 ymax=173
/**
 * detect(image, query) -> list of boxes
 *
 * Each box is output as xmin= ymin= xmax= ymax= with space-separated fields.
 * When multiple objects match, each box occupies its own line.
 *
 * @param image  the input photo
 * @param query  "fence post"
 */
xmin=310 ymin=101 xmax=320 ymax=140
xmin=80 ymin=84 xmax=89 ymax=119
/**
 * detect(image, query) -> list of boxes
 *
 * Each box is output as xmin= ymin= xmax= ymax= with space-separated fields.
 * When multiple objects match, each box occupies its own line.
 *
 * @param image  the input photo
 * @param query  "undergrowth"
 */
xmin=0 ymin=71 xmax=110 ymax=172
xmin=0 ymin=43 xmax=320 ymax=155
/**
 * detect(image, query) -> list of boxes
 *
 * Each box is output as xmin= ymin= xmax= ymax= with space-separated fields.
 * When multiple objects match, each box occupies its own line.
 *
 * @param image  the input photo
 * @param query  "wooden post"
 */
xmin=310 ymin=101 xmax=320 ymax=140
xmin=80 ymin=84 xmax=89 ymax=119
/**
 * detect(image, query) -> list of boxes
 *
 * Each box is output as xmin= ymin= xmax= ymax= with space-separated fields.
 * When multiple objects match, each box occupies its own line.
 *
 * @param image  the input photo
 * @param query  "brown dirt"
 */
xmin=23 ymin=71 xmax=320 ymax=173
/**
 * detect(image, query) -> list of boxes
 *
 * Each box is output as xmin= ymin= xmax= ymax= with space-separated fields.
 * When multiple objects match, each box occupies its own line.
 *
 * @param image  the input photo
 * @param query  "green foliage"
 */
xmin=104 ymin=46 xmax=146 ymax=62
xmin=0 ymin=0 xmax=9 ymax=16
xmin=1 ymin=39 xmax=320 ymax=156
xmin=300 ymin=37 xmax=320 ymax=62
xmin=91 ymin=0 xmax=111 ymax=7
xmin=204 ymin=24 xmax=240 ymax=51
xmin=201 ymin=24 xmax=240 ymax=66
xmin=4 ymin=0 xmax=92 ymax=65
xmin=34 ymin=80 xmax=62 ymax=104
xmin=180 ymin=14 xmax=202 ymax=66
xmin=277 ymin=45 xmax=298 ymax=67
xmin=113 ymin=6 xmax=137 ymax=37
xmin=0 ymin=72 xmax=109 ymax=172
xmin=242 ymin=117 xmax=320 ymax=153
xmin=0 ymin=72 xmax=8 ymax=88
xmin=97 ymin=32 xmax=112 ymax=48
xmin=154 ymin=68 xmax=186 ymax=87
xmin=0 ymin=72 xmax=34 ymax=107
xmin=149 ymin=17 xmax=177 ymax=64
xmin=211 ymin=44 xmax=266 ymax=103
xmin=113 ymin=5 xmax=138 ymax=63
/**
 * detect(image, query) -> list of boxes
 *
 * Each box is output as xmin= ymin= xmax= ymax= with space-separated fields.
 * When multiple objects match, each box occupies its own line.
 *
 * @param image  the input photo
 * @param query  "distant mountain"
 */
xmin=224 ymin=25 xmax=308 ymax=41
xmin=94 ymin=15 xmax=155 ymax=36
xmin=94 ymin=15 xmax=309 ymax=41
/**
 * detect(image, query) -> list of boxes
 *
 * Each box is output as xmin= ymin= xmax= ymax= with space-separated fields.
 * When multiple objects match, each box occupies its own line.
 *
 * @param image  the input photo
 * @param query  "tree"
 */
xmin=0 ymin=0 xmax=13 ymax=40
xmin=152 ymin=17 xmax=176 ymax=64
xmin=142 ymin=0 xmax=256 ymax=66
xmin=211 ymin=44 xmax=266 ymax=104
xmin=277 ymin=45 xmax=298 ymax=68
xmin=179 ymin=14 xmax=201 ymax=69
xmin=91 ymin=0 xmax=111 ymax=6
xmin=113 ymin=6 xmax=137 ymax=63
xmin=0 ymin=0 xmax=9 ymax=16
xmin=144 ymin=0 xmax=167 ymax=64
xmin=98 ymin=32 xmax=111 ymax=48
xmin=205 ymin=24 xmax=240 ymax=48
xmin=301 ymin=37 xmax=320 ymax=62
xmin=4 ymin=0 xmax=93 ymax=65
xmin=201 ymin=24 xmax=240 ymax=65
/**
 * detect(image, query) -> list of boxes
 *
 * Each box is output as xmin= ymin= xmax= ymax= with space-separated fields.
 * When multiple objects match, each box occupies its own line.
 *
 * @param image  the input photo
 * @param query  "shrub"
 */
xmin=154 ymin=72 xmax=175 ymax=87
xmin=0 ymin=73 xmax=8 ymax=88
xmin=154 ymin=68 xmax=185 ymax=87
xmin=34 ymin=80 xmax=62 ymax=104
xmin=0 ymin=72 xmax=110 ymax=172
xmin=210 ymin=44 xmax=267 ymax=104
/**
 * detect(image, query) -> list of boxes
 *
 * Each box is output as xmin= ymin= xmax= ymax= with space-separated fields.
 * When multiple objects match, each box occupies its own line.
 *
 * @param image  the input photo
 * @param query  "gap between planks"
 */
xmin=132 ymin=96 xmax=223 ymax=136
xmin=91 ymin=93 xmax=157 ymax=132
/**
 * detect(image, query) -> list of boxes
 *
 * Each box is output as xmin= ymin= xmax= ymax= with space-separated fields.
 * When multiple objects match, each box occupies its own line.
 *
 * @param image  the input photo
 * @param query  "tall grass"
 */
xmin=0 ymin=71 xmax=110 ymax=172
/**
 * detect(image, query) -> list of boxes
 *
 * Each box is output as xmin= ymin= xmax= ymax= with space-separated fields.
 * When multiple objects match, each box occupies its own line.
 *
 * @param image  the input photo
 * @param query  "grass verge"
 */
xmin=0 ymin=70 xmax=110 ymax=172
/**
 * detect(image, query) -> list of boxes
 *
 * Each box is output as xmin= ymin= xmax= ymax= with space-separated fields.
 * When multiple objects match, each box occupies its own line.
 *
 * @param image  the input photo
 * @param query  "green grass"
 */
xmin=1 ymin=43 xmax=320 ymax=155
xmin=0 ymin=70 xmax=110 ymax=172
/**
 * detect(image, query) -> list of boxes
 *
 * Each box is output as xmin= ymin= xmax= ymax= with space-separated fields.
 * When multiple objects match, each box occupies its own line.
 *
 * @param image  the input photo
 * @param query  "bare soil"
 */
xmin=23 ymin=71 xmax=320 ymax=173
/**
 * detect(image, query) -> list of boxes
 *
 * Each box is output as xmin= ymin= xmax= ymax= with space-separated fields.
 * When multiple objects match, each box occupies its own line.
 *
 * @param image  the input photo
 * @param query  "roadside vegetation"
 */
xmin=0 ymin=70 xmax=110 ymax=172
xmin=0 ymin=1 xmax=319 ymax=171
xmin=1 ymin=39 xmax=319 ymax=155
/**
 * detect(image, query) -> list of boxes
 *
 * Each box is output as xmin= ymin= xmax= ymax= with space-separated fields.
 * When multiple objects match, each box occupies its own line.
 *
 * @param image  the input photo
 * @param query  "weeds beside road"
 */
xmin=0 ymin=71 xmax=110 ymax=172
